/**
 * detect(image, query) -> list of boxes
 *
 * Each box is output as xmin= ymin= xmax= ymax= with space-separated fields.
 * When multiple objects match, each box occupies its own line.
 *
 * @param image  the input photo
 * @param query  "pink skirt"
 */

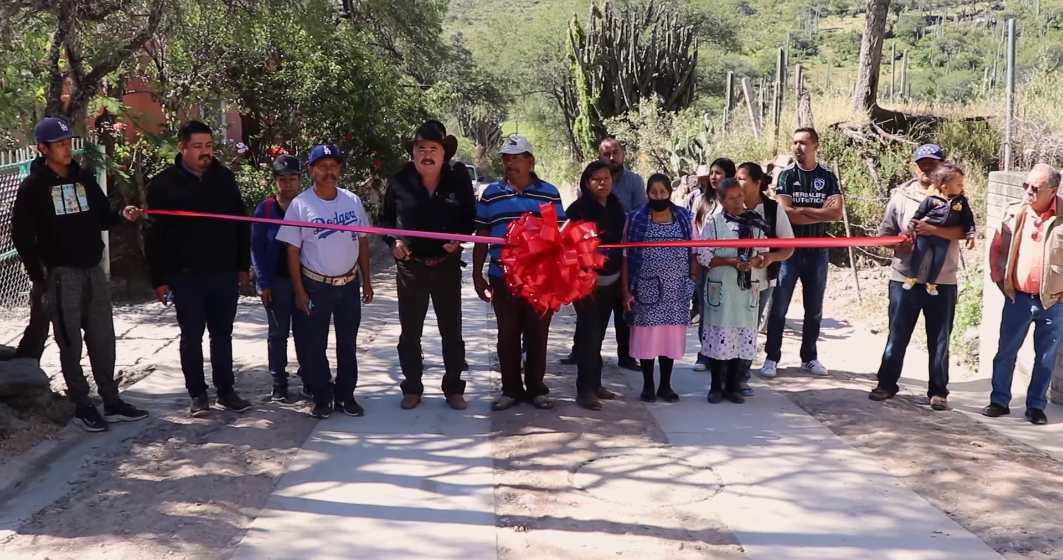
xmin=629 ymin=325 xmax=688 ymax=360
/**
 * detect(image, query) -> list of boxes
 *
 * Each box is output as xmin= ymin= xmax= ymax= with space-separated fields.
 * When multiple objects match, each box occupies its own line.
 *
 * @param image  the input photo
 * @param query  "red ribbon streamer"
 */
xmin=141 ymin=209 xmax=507 ymax=245
xmin=602 ymin=236 xmax=907 ymax=249
xmin=142 ymin=205 xmax=904 ymax=314
xmin=499 ymin=205 xmax=605 ymax=314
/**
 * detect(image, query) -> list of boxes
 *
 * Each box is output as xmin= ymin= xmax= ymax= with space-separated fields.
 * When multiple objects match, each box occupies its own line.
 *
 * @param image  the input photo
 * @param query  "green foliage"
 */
xmin=952 ymin=264 xmax=984 ymax=362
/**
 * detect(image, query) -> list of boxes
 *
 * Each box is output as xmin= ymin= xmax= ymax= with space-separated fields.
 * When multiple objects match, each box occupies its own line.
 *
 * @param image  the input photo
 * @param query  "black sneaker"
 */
xmin=311 ymin=401 xmax=332 ymax=419
xmin=217 ymin=391 xmax=252 ymax=413
xmin=559 ymin=352 xmax=577 ymax=366
xmin=336 ymin=398 xmax=365 ymax=417
xmin=271 ymin=385 xmax=291 ymax=403
xmin=190 ymin=395 xmax=211 ymax=418
xmin=73 ymin=404 xmax=108 ymax=432
xmin=981 ymin=403 xmax=1011 ymax=418
xmin=103 ymin=401 xmax=149 ymax=423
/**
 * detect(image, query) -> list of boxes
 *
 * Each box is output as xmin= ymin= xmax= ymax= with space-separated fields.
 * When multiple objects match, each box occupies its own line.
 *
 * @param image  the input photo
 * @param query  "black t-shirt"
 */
xmin=775 ymin=162 xmax=841 ymax=239
xmin=273 ymin=203 xmax=289 ymax=278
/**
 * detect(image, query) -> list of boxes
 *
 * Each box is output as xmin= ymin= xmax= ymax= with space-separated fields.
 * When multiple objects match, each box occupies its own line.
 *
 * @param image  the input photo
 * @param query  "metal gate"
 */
xmin=0 ymin=139 xmax=98 ymax=309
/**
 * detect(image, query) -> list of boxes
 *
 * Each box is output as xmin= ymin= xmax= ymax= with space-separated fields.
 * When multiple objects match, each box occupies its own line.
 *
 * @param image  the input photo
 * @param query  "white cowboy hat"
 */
xmin=695 ymin=164 xmax=712 ymax=177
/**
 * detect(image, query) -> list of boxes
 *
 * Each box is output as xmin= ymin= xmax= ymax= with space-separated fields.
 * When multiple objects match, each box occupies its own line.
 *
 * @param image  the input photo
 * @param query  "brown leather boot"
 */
xmin=594 ymin=387 xmax=617 ymax=400
xmin=400 ymin=394 xmax=422 ymax=410
xmin=576 ymin=392 xmax=602 ymax=411
xmin=446 ymin=394 xmax=468 ymax=410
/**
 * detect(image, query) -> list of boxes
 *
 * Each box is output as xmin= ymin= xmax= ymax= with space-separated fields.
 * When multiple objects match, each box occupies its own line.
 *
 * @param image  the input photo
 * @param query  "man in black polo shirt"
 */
xmin=379 ymin=121 xmax=477 ymax=410
xmin=761 ymin=127 xmax=843 ymax=379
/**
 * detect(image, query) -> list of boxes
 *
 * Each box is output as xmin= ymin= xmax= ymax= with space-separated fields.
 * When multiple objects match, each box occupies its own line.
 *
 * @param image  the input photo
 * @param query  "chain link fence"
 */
xmin=0 ymin=140 xmax=88 ymax=309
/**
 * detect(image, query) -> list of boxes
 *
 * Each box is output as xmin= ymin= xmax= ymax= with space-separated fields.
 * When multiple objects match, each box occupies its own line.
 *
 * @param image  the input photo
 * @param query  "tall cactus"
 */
xmin=567 ymin=1 xmax=699 ymax=160
xmin=568 ymin=15 xmax=598 ymax=160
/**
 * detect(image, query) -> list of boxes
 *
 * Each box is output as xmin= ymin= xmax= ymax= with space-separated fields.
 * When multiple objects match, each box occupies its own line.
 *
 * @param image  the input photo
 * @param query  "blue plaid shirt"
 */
xmin=623 ymin=204 xmax=693 ymax=282
xmin=475 ymin=177 xmax=566 ymax=278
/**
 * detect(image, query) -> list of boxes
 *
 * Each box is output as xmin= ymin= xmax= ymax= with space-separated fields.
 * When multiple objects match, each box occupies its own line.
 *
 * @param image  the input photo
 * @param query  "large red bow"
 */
xmin=500 ymin=203 xmax=605 ymax=314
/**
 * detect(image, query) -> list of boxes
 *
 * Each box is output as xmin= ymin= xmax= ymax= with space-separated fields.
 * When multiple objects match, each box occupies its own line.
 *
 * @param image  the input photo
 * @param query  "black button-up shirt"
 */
xmin=378 ymin=162 xmax=477 ymax=258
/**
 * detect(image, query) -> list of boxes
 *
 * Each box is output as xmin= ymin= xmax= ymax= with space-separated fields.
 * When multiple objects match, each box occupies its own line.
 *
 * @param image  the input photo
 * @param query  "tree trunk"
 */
xmin=851 ymin=0 xmax=893 ymax=114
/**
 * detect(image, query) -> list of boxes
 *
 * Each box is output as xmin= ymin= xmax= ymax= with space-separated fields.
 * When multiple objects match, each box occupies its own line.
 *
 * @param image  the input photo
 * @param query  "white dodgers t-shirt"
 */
xmin=275 ymin=187 xmax=369 ymax=277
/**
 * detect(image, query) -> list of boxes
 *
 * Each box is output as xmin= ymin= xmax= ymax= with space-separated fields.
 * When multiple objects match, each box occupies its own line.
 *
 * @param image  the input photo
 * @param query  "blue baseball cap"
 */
xmin=33 ymin=117 xmax=79 ymax=144
xmin=914 ymin=143 xmax=944 ymax=162
xmin=308 ymin=144 xmax=344 ymax=166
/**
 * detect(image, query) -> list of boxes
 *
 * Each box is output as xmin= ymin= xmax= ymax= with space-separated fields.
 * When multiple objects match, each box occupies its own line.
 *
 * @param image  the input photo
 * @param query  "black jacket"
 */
xmin=11 ymin=158 xmax=124 ymax=282
xmin=378 ymin=162 xmax=476 ymax=258
xmin=912 ymin=193 xmax=976 ymax=237
xmin=144 ymin=156 xmax=251 ymax=288
xmin=565 ymin=192 xmax=626 ymax=277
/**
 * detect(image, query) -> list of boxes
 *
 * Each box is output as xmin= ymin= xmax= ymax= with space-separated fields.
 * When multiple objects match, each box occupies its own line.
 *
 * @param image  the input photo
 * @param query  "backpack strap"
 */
xmin=762 ymin=198 xmax=782 ymax=281
xmin=265 ymin=196 xmax=276 ymax=218
xmin=763 ymin=198 xmax=778 ymax=239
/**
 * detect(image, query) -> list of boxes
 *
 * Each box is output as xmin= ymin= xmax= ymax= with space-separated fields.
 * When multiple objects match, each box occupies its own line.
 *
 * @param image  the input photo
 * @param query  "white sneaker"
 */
xmin=759 ymin=360 xmax=778 ymax=378
xmin=802 ymin=360 xmax=829 ymax=376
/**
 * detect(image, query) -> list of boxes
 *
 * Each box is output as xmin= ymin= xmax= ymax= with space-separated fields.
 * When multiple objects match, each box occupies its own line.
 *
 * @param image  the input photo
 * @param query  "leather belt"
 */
xmin=409 ymin=254 xmax=457 ymax=267
xmin=301 ymin=267 xmax=357 ymax=286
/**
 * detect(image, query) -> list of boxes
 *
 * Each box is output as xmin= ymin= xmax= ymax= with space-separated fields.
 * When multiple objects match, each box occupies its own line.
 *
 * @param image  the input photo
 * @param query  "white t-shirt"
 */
xmin=276 ymin=187 xmax=369 ymax=277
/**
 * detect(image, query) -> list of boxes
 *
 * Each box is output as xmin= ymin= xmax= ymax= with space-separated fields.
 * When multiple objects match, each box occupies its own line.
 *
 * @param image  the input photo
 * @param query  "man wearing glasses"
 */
xmin=983 ymin=164 xmax=1063 ymax=425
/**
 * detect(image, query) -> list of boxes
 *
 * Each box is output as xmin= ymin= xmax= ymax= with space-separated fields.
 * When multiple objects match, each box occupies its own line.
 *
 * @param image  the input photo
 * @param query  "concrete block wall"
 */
xmin=981 ymin=171 xmax=1063 ymax=405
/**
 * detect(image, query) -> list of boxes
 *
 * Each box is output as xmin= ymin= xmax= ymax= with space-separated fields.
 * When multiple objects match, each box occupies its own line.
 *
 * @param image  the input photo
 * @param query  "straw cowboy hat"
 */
xmin=695 ymin=164 xmax=712 ymax=177
xmin=403 ymin=121 xmax=459 ymax=162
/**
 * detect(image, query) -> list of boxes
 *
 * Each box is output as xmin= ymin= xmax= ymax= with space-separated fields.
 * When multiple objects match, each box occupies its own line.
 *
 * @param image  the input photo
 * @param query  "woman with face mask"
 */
xmin=621 ymin=174 xmax=698 ymax=403
xmin=697 ymin=178 xmax=771 ymax=405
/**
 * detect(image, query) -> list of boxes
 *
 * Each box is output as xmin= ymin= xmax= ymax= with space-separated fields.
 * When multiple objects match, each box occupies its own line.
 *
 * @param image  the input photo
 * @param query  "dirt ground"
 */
xmin=4 ymin=253 xmax=1063 ymax=559
xmin=770 ymin=372 xmax=1063 ymax=560
xmin=0 ymin=358 xmax=318 ymax=560
xmin=492 ymin=311 xmax=747 ymax=560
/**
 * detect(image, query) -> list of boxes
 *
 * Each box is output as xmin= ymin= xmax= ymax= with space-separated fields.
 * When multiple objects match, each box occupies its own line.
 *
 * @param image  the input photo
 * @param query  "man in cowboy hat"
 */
xmin=406 ymin=121 xmax=473 ymax=373
xmin=379 ymin=122 xmax=477 ymax=410
xmin=277 ymin=144 xmax=374 ymax=419
xmin=684 ymin=164 xmax=714 ymax=214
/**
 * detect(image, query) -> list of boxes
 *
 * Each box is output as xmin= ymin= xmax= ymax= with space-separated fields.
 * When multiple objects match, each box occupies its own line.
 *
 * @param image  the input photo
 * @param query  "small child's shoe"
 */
xmin=927 ymin=283 xmax=939 ymax=296
xmin=902 ymin=278 xmax=917 ymax=290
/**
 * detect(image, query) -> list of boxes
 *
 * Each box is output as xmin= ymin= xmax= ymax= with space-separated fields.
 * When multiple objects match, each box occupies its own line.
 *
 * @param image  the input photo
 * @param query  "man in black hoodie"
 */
xmin=11 ymin=117 xmax=148 ymax=432
xmin=144 ymin=120 xmax=252 ymax=418
xmin=379 ymin=122 xmax=476 ymax=410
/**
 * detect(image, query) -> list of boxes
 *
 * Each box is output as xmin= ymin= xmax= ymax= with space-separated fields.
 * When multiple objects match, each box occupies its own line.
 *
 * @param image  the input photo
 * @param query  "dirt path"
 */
xmin=763 ymin=284 xmax=1063 ymax=560
xmin=0 ymin=319 xmax=327 ymax=559
xmin=2 ymin=252 xmax=1062 ymax=559
xmin=492 ymin=307 xmax=746 ymax=559
xmin=771 ymin=373 xmax=1063 ymax=560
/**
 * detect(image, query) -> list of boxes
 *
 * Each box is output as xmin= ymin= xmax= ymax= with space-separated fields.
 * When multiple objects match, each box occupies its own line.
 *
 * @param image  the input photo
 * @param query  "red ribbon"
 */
xmin=142 ymin=205 xmax=904 ymax=313
xmin=499 ymin=204 xmax=605 ymax=314
xmin=141 ymin=209 xmax=506 ymax=245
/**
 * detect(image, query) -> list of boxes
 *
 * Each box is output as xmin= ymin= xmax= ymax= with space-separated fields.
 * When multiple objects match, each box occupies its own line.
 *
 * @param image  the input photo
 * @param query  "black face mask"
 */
xmin=648 ymin=198 xmax=671 ymax=212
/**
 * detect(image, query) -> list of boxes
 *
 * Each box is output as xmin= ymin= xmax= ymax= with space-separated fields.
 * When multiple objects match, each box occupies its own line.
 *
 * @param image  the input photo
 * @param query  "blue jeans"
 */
xmin=265 ymin=276 xmax=301 ymax=387
xmin=910 ymin=235 xmax=950 ymax=285
xmin=875 ymin=281 xmax=956 ymax=398
xmin=292 ymin=277 xmax=362 ymax=405
xmin=169 ymin=272 xmax=239 ymax=398
xmin=991 ymin=292 xmax=1063 ymax=410
xmin=758 ymin=286 xmax=774 ymax=331
xmin=765 ymin=249 xmax=829 ymax=363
